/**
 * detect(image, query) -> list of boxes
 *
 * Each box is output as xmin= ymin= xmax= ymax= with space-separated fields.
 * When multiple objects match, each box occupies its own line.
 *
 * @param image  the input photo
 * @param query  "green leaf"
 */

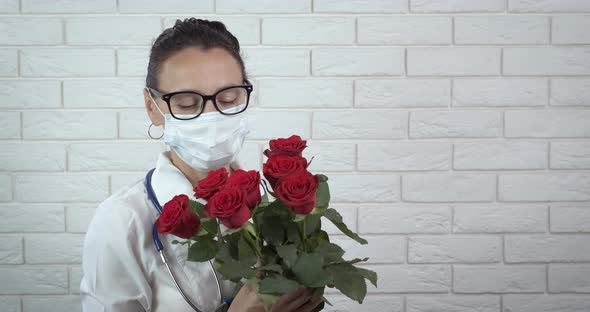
xmin=259 ymin=274 xmax=301 ymax=295
xmin=286 ymin=223 xmax=302 ymax=246
xmin=326 ymin=264 xmax=367 ymax=304
xmin=276 ymin=244 xmax=299 ymax=268
xmin=293 ymin=214 xmax=306 ymax=222
xmin=316 ymin=174 xmax=328 ymax=183
xmin=323 ymin=208 xmax=368 ymax=245
xmin=292 ymin=253 xmax=332 ymax=288
xmin=215 ymin=259 xmax=256 ymax=281
xmin=314 ymin=242 xmax=345 ymax=263
xmin=260 ymin=216 xmax=286 ymax=246
xmin=189 ymin=200 xmax=206 ymax=218
xmin=248 ymin=277 xmax=280 ymax=311
xmin=315 ymin=180 xmax=330 ymax=209
xmin=304 ymin=214 xmax=322 ymax=237
xmin=256 ymin=263 xmax=283 ymax=274
xmin=356 ymin=267 xmax=378 ymax=287
xmin=238 ymin=233 xmax=257 ymax=266
xmin=306 ymin=229 xmax=330 ymax=251
xmin=200 ymin=218 xmax=218 ymax=235
xmin=187 ymin=236 xmax=219 ymax=262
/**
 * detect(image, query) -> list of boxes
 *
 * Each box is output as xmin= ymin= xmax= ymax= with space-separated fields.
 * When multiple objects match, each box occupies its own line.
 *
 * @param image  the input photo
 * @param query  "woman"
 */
xmin=80 ymin=18 xmax=323 ymax=312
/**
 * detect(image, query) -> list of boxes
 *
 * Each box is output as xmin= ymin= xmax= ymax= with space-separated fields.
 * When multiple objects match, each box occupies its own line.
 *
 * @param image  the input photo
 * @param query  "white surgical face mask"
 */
xmin=147 ymin=89 xmax=250 ymax=172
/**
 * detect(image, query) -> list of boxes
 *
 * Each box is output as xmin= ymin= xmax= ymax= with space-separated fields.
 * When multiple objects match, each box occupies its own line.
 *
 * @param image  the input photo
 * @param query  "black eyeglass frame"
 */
xmin=147 ymin=80 xmax=253 ymax=120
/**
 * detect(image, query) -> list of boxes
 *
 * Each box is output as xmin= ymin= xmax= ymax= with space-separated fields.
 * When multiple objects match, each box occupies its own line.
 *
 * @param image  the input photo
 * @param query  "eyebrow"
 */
xmin=163 ymin=82 xmax=246 ymax=95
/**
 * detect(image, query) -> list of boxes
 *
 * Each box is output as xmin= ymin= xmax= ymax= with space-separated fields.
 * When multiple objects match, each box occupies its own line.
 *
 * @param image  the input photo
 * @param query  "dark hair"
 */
xmin=146 ymin=17 xmax=248 ymax=89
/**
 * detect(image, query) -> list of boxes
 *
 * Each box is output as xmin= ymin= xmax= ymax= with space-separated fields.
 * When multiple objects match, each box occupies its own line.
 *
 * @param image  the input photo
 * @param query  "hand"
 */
xmin=227 ymin=283 xmax=323 ymax=312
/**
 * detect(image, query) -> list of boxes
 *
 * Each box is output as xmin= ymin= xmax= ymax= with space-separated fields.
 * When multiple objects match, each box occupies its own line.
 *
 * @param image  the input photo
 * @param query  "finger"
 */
xmin=284 ymin=291 xmax=312 ymax=310
xmin=273 ymin=287 xmax=306 ymax=307
xmin=298 ymin=297 xmax=324 ymax=312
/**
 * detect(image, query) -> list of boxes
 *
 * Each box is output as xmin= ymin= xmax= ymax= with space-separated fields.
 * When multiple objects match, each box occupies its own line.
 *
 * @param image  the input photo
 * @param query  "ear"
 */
xmin=144 ymin=88 xmax=165 ymax=127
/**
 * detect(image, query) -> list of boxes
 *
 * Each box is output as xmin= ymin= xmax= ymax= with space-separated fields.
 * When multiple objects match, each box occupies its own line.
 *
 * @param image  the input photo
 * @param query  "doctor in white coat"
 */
xmin=80 ymin=18 xmax=323 ymax=312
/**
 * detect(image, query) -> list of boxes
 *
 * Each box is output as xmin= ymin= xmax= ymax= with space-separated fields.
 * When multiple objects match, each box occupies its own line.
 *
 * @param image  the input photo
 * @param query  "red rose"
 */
xmin=263 ymin=135 xmax=307 ymax=158
xmin=157 ymin=194 xmax=201 ymax=239
xmin=262 ymin=155 xmax=308 ymax=188
xmin=194 ymin=167 xmax=228 ymax=200
xmin=274 ymin=171 xmax=319 ymax=215
xmin=205 ymin=186 xmax=250 ymax=229
xmin=227 ymin=169 xmax=261 ymax=210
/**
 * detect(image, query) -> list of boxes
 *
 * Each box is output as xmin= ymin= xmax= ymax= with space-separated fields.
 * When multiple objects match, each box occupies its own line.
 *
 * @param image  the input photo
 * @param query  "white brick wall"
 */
xmin=1 ymin=0 xmax=589 ymax=311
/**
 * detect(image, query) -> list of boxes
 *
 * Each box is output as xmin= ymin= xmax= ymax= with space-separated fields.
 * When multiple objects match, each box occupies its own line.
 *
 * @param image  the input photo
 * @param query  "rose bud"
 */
xmin=274 ymin=170 xmax=319 ymax=215
xmin=262 ymin=155 xmax=308 ymax=188
xmin=194 ymin=167 xmax=228 ymax=201
xmin=157 ymin=194 xmax=201 ymax=239
xmin=227 ymin=169 xmax=261 ymax=210
xmin=205 ymin=186 xmax=250 ymax=229
xmin=263 ymin=135 xmax=307 ymax=158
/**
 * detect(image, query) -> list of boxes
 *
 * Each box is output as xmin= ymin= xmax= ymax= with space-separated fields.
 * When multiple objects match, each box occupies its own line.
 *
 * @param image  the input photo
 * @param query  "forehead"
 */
xmin=158 ymin=47 xmax=243 ymax=94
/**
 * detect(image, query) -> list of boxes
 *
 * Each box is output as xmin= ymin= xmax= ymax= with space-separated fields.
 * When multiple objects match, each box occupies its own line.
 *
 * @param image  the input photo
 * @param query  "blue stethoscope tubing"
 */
xmin=145 ymin=168 xmax=232 ymax=312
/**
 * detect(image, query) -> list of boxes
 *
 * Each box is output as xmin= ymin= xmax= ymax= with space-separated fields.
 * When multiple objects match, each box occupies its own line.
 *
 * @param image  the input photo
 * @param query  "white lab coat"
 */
xmin=81 ymin=150 xmax=239 ymax=312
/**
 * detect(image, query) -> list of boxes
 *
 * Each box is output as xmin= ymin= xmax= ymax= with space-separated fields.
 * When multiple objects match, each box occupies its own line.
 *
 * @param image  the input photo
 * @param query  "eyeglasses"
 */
xmin=147 ymin=81 xmax=253 ymax=120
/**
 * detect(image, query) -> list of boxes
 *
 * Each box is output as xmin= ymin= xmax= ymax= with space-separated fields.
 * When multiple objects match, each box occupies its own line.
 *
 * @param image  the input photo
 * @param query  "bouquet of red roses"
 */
xmin=157 ymin=135 xmax=377 ymax=310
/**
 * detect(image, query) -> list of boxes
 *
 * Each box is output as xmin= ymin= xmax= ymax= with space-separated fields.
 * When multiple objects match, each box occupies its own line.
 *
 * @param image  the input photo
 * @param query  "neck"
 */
xmin=169 ymin=149 xmax=234 ymax=188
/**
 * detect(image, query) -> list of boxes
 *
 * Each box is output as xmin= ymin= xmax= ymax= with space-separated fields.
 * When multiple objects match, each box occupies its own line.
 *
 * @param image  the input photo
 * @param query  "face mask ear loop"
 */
xmin=146 ymin=87 xmax=167 ymax=118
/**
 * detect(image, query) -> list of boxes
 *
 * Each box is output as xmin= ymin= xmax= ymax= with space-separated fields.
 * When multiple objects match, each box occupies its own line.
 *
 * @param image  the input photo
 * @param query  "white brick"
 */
xmin=504 ymin=47 xmax=590 ymax=75
xmin=117 ymin=48 xmax=150 ymax=77
xmin=454 ymin=265 xmax=545 ymax=293
xmin=403 ymin=174 xmax=496 ymax=202
xmin=0 ymin=267 xmax=67 ymax=294
xmin=69 ymin=143 xmax=162 ymax=171
xmin=551 ymin=78 xmax=590 ymax=106
xmin=329 ymin=174 xmax=400 ymax=203
xmin=313 ymin=110 xmax=407 ymax=139
xmin=70 ymin=266 xmax=82 ymax=294
xmin=216 ymin=0 xmax=310 ymax=13
xmin=0 ymin=204 xmax=64 ymax=233
xmin=509 ymin=0 xmax=590 ymax=12
xmin=505 ymin=109 xmax=590 ymax=138
xmin=410 ymin=110 xmax=501 ymax=138
xmin=358 ymin=142 xmax=451 ymax=171
xmin=330 ymin=235 xmax=405 ymax=263
xmin=505 ymin=235 xmax=590 ymax=262
xmin=323 ymin=294 xmax=403 ymax=312
xmin=243 ymin=48 xmax=309 ymax=77
xmin=0 ymin=297 xmax=19 ymax=312
xmin=23 ymin=111 xmax=117 ymax=140
xmin=553 ymin=16 xmax=590 ymax=44
xmin=15 ymin=175 xmax=109 ymax=203
xmin=22 ymin=0 xmax=116 ymax=12
xmin=20 ymin=48 xmax=115 ymax=77
xmin=110 ymin=173 xmax=143 ymax=193
xmin=313 ymin=48 xmax=404 ymax=76
xmin=247 ymin=111 xmax=311 ymax=140
xmin=0 ymin=112 xmax=20 ymax=140
xmin=164 ymin=16 xmax=259 ymax=45
xmin=314 ymin=0 xmax=407 ymax=12
xmin=549 ymin=265 xmax=590 ymax=293
xmin=236 ymin=142 xmax=262 ymax=172
xmin=453 ymin=78 xmax=547 ymax=107
xmin=0 ymin=80 xmax=61 ymax=109
xmin=0 ymin=0 xmax=18 ymax=12
xmin=66 ymin=17 xmax=160 ymax=45
xmin=503 ymin=295 xmax=590 ymax=312
xmin=0 ymin=49 xmax=17 ymax=76
xmin=258 ymin=79 xmax=352 ymax=108
xmin=64 ymin=79 xmax=144 ymax=108
xmin=120 ymin=0 xmax=213 ymax=12
xmin=368 ymin=265 xmax=450 ymax=293
xmin=302 ymin=142 xmax=355 ymax=171
xmin=322 ymin=205 xmax=356 ymax=235
xmin=358 ymin=16 xmax=451 ymax=44
xmin=356 ymin=79 xmax=450 ymax=108
xmin=0 ymin=143 xmax=65 ymax=171
xmin=407 ymin=295 xmax=500 ymax=312
xmin=454 ymin=141 xmax=547 ymax=170
xmin=263 ymin=17 xmax=354 ymax=45
xmin=358 ymin=205 xmax=451 ymax=234
xmin=408 ymin=47 xmax=500 ymax=76
xmin=454 ymin=205 xmax=547 ymax=233
xmin=23 ymin=296 xmax=82 ymax=312
xmin=66 ymin=205 xmax=96 ymax=233
xmin=0 ymin=17 xmax=62 ymax=45
xmin=551 ymin=205 xmax=590 ymax=232
xmin=0 ymin=236 xmax=22 ymax=264
xmin=409 ymin=235 xmax=501 ymax=264
xmin=119 ymin=110 xmax=151 ymax=139
xmin=0 ymin=175 xmax=11 ymax=202
xmin=25 ymin=234 xmax=84 ymax=264
xmin=551 ymin=142 xmax=590 ymax=169
xmin=411 ymin=0 xmax=504 ymax=12
xmin=499 ymin=173 xmax=590 ymax=201
xmin=455 ymin=16 xmax=548 ymax=44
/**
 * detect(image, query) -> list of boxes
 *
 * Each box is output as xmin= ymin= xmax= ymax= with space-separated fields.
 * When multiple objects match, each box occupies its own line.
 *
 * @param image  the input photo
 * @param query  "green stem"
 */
xmin=216 ymin=222 xmax=224 ymax=244
xmin=301 ymin=217 xmax=307 ymax=252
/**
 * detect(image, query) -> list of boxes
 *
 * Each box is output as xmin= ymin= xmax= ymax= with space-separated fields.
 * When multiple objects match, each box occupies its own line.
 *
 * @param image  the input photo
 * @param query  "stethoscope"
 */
xmin=145 ymin=168 xmax=232 ymax=312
